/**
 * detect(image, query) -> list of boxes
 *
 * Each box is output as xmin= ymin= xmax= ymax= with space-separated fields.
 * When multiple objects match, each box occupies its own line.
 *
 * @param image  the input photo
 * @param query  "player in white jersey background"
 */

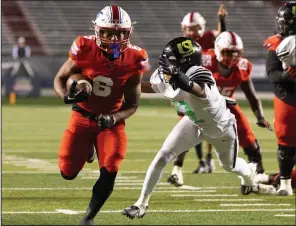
xmin=122 ymin=37 xmax=258 ymax=219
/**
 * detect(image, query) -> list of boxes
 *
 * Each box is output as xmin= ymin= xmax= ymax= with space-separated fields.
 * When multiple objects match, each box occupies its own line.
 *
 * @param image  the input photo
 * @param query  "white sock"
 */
xmin=255 ymin=173 xmax=269 ymax=184
xmin=279 ymin=179 xmax=292 ymax=191
xmin=134 ymin=149 xmax=175 ymax=207
xmin=172 ymin=165 xmax=182 ymax=175
xmin=229 ymin=157 xmax=251 ymax=178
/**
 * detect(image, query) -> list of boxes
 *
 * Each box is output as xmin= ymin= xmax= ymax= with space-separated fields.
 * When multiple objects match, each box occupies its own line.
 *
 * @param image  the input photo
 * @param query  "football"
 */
xmin=66 ymin=74 xmax=93 ymax=96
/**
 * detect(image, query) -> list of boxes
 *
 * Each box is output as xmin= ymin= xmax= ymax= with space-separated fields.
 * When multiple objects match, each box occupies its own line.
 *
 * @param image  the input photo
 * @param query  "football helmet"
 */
xmin=161 ymin=37 xmax=202 ymax=73
xmin=214 ymin=31 xmax=243 ymax=68
xmin=92 ymin=5 xmax=133 ymax=58
xmin=275 ymin=1 xmax=296 ymax=37
xmin=181 ymin=12 xmax=206 ymax=40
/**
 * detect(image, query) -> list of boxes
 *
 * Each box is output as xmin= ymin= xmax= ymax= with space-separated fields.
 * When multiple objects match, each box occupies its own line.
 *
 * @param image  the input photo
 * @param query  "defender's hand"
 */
xmin=218 ymin=4 xmax=228 ymax=19
xmin=97 ymin=114 xmax=116 ymax=130
xmin=257 ymin=118 xmax=273 ymax=131
xmin=158 ymin=55 xmax=178 ymax=75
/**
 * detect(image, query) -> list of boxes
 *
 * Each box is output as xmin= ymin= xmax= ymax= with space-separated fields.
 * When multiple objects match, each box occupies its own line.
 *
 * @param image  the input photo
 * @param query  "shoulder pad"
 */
xmin=263 ymin=35 xmax=282 ymax=51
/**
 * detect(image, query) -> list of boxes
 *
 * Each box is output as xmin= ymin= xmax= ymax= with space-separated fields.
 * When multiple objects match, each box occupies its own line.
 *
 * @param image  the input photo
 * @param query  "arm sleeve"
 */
xmin=266 ymin=50 xmax=290 ymax=83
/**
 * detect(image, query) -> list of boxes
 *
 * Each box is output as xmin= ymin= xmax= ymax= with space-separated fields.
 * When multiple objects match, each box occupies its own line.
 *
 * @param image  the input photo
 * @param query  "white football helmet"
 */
xmin=92 ymin=5 xmax=133 ymax=57
xmin=181 ymin=12 xmax=206 ymax=39
xmin=215 ymin=31 xmax=244 ymax=67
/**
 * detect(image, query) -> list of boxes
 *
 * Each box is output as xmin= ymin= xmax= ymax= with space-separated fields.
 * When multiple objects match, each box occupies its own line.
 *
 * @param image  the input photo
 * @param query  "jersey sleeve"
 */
xmin=136 ymin=48 xmax=149 ymax=74
xmin=238 ymin=58 xmax=252 ymax=82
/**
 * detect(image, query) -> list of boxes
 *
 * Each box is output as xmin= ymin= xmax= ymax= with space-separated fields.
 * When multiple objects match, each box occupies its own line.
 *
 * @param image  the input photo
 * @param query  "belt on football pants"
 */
xmin=72 ymin=104 xmax=98 ymax=121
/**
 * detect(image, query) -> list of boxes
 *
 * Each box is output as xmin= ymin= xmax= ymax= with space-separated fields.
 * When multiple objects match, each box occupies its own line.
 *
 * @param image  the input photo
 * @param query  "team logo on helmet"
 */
xmin=177 ymin=40 xmax=195 ymax=57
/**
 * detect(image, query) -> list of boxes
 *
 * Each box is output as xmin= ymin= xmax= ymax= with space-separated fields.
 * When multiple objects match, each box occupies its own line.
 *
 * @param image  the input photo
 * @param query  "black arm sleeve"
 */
xmin=266 ymin=50 xmax=289 ymax=83
xmin=219 ymin=18 xmax=226 ymax=32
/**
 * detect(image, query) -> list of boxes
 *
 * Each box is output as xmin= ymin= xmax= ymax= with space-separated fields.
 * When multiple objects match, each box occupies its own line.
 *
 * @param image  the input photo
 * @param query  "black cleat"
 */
xmin=241 ymin=185 xmax=253 ymax=195
xmin=192 ymin=160 xmax=207 ymax=174
xmin=122 ymin=205 xmax=148 ymax=219
xmin=167 ymin=174 xmax=183 ymax=187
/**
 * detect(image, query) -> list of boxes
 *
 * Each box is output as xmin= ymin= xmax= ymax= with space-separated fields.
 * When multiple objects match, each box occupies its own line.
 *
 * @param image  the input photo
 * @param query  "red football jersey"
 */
xmin=198 ymin=30 xmax=217 ymax=52
xmin=69 ymin=35 xmax=149 ymax=115
xmin=202 ymin=49 xmax=252 ymax=98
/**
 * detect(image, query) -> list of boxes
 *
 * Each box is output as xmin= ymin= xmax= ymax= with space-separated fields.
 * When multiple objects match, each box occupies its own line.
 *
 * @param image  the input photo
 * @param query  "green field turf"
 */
xmin=2 ymin=99 xmax=295 ymax=225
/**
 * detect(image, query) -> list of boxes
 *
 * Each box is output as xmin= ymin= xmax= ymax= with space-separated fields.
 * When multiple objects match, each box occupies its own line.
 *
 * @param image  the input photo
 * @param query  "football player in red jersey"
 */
xmin=204 ymin=31 xmax=272 ymax=173
xmin=167 ymin=5 xmax=228 ymax=186
xmin=53 ymin=5 xmax=148 ymax=225
xmin=263 ymin=1 xmax=296 ymax=196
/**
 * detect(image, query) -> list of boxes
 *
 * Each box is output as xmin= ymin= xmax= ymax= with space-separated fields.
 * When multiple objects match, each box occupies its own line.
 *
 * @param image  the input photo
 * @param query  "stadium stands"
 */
xmin=2 ymin=0 xmax=278 ymax=65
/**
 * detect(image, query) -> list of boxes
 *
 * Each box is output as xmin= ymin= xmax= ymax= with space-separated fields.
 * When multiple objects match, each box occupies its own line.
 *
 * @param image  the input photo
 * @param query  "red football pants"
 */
xmin=58 ymin=111 xmax=127 ymax=176
xmin=274 ymin=96 xmax=296 ymax=147
xmin=228 ymin=104 xmax=256 ymax=148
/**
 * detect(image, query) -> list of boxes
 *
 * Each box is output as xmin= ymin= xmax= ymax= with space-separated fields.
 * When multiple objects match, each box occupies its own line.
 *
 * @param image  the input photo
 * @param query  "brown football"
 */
xmin=66 ymin=74 xmax=93 ymax=95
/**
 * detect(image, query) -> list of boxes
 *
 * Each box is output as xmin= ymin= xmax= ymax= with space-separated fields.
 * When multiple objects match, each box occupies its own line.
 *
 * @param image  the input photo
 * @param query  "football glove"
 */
xmin=159 ymin=55 xmax=193 ymax=92
xmin=97 ymin=114 xmax=116 ymax=130
xmin=256 ymin=118 xmax=273 ymax=131
xmin=64 ymin=80 xmax=89 ymax=104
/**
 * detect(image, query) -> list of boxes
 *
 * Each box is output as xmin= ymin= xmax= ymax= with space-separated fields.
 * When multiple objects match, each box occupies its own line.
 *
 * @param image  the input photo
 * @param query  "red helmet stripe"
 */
xmin=190 ymin=12 xmax=195 ymax=23
xmin=111 ymin=5 xmax=120 ymax=23
xmin=229 ymin=31 xmax=237 ymax=46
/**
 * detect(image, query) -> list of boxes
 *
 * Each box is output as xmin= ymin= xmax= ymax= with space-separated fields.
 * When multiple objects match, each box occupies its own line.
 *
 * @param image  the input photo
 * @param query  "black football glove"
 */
xmin=256 ymin=117 xmax=273 ymax=131
xmin=159 ymin=55 xmax=193 ymax=92
xmin=97 ymin=114 xmax=116 ymax=130
xmin=63 ymin=80 xmax=89 ymax=104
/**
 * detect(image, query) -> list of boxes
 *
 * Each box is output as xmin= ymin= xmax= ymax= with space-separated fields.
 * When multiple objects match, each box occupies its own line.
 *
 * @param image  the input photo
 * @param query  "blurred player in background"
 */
xmin=263 ymin=1 xmax=296 ymax=196
xmin=53 ymin=5 xmax=148 ymax=225
xmin=167 ymin=4 xmax=228 ymax=187
xmin=123 ymin=37 xmax=258 ymax=219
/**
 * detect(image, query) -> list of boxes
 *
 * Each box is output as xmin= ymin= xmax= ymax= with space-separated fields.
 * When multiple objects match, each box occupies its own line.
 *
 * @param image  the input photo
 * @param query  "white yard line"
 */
xmin=2 ymin=209 xmax=295 ymax=215
xmin=220 ymin=204 xmax=291 ymax=207
xmin=274 ymin=214 xmax=296 ymax=217
xmin=2 ymin=187 xmax=215 ymax=192
xmin=171 ymin=194 xmax=239 ymax=197
xmin=194 ymin=199 xmax=264 ymax=202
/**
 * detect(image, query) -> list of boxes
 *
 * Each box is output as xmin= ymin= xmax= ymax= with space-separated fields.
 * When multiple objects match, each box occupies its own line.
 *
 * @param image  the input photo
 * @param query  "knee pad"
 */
xmin=60 ymin=171 xmax=78 ymax=180
xmin=243 ymin=140 xmax=262 ymax=163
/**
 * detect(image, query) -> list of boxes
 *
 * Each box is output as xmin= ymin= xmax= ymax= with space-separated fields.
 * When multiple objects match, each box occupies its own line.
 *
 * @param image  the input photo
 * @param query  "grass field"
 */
xmin=2 ymin=98 xmax=296 ymax=225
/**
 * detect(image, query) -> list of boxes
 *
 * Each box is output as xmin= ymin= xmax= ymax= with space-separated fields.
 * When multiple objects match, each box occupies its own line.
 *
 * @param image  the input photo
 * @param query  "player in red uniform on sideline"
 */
xmin=263 ymin=1 xmax=296 ymax=196
xmin=202 ymin=31 xmax=272 ymax=175
xmin=166 ymin=5 xmax=228 ymax=187
xmin=53 ymin=5 xmax=148 ymax=225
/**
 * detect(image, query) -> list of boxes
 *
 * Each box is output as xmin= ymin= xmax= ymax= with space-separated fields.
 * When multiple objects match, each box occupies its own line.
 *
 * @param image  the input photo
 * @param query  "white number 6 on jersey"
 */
xmin=93 ymin=76 xmax=113 ymax=97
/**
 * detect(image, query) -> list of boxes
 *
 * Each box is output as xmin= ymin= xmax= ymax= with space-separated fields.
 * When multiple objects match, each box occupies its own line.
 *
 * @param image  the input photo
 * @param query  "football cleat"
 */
xmin=192 ymin=160 xmax=207 ymax=174
xmin=122 ymin=205 xmax=148 ymax=219
xmin=86 ymin=147 xmax=96 ymax=164
xmin=239 ymin=162 xmax=257 ymax=195
xmin=167 ymin=174 xmax=183 ymax=187
xmin=276 ymin=188 xmax=293 ymax=196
